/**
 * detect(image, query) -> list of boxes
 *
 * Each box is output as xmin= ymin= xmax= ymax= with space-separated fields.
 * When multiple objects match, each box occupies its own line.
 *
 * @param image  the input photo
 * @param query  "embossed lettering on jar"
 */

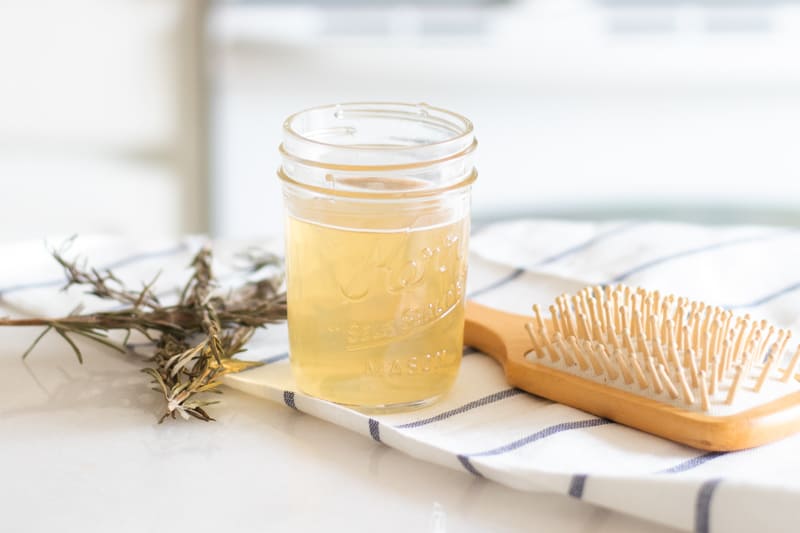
xmin=279 ymin=103 xmax=477 ymax=410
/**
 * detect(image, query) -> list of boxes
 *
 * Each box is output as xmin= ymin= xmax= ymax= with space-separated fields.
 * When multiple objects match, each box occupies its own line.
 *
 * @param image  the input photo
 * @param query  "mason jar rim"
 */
xmin=282 ymin=101 xmax=474 ymax=154
xmin=279 ymin=101 xmax=477 ymax=200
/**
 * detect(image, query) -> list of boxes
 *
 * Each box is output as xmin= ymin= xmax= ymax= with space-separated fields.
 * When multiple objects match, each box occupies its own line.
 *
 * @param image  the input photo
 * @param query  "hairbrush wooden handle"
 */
xmin=464 ymin=301 xmax=531 ymax=367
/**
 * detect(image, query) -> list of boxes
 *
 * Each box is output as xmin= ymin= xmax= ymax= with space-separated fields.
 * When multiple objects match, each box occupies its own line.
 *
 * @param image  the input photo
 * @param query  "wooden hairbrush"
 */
xmin=464 ymin=285 xmax=800 ymax=451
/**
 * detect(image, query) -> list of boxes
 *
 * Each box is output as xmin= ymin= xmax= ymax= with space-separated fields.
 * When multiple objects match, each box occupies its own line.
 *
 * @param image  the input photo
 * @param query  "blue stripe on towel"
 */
xmin=369 ymin=419 xmax=382 ymax=442
xmin=0 ymin=243 xmax=188 ymax=296
xmin=609 ymin=229 xmax=794 ymax=284
xmin=468 ymin=222 xmax=641 ymax=298
xmin=257 ymin=352 xmax=290 ymax=365
xmin=102 ymin=244 xmax=189 ymax=270
xmin=659 ymin=452 xmax=727 ymax=474
xmin=232 ymin=351 xmax=289 ymax=373
xmin=283 ymin=390 xmax=298 ymax=410
xmin=396 ymin=388 xmax=525 ymax=429
xmin=728 ymin=280 xmax=800 ymax=310
xmin=455 ymin=418 xmax=611 ymax=475
xmin=536 ymin=222 xmax=641 ymax=267
xmin=468 ymin=268 xmax=525 ymax=299
xmin=695 ymin=478 xmax=723 ymax=533
xmin=469 ymin=418 xmax=612 ymax=457
xmin=568 ymin=474 xmax=588 ymax=498
xmin=457 ymin=455 xmax=483 ymax=477
xmin=463 ymin=418 xmax=613 ymax=464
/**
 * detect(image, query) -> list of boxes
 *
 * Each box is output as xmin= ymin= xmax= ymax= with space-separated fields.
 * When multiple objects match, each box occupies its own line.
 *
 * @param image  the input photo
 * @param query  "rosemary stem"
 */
xmin=0 ymin=318 xmax=53 ymax=327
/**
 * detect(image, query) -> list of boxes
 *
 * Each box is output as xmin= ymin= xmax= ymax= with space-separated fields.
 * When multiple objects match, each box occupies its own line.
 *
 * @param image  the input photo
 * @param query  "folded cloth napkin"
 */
xmin=3 ymin=220 xmax=800 ymax=533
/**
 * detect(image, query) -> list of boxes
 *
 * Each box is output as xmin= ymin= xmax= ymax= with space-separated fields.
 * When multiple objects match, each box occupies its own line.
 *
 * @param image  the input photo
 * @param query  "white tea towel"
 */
xmin=3 ymin=220 xmax=800 ymax=533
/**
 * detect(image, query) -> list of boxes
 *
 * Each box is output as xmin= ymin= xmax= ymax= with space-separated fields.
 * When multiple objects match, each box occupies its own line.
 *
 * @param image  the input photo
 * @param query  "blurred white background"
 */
xmin=0 ymin=0 xmax=205 ymax=240
xmin=2 ymin=0 xmax=800 ymax=241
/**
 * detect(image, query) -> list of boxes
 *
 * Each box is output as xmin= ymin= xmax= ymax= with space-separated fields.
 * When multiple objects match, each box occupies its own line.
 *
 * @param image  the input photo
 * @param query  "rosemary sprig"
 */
xmin=0 ymin=242 xmax=287 ymax=422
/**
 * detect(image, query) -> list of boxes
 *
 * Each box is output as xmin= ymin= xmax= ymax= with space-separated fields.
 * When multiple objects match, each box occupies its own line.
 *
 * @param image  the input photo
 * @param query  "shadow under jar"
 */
xmin=278 ymin=102 xmax=477 ymax=411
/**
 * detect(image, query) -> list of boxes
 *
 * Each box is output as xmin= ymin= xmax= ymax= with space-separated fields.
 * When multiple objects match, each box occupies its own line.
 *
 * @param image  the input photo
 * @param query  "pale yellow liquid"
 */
xmin=286 ymin=203 xmax=469 ymax=409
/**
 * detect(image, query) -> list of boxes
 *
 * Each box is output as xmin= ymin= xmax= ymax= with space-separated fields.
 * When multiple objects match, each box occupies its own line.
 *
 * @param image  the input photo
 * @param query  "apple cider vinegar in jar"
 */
xmin=279 ymin=103 xmax=476 ymax=410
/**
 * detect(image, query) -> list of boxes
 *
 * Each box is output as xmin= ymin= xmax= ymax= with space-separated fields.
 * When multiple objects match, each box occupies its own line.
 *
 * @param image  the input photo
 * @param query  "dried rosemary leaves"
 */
xmin=0 ymin=241 xmax=287 ymax=422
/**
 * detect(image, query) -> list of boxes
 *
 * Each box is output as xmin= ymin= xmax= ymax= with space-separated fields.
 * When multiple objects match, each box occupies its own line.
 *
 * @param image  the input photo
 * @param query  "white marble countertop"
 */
xmin=0 ymin=321 xmax=678 ymax=533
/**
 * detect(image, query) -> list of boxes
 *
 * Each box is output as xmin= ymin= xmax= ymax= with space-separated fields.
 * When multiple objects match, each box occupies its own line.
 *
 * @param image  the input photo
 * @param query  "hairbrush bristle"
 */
xmin=525 ymin=285 xmax=798 ymax=413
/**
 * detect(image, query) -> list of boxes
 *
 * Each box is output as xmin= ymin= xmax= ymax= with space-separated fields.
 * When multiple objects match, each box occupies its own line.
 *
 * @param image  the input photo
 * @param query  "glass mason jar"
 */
xmin=278 ymin=102 xmax=477 ymax=410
